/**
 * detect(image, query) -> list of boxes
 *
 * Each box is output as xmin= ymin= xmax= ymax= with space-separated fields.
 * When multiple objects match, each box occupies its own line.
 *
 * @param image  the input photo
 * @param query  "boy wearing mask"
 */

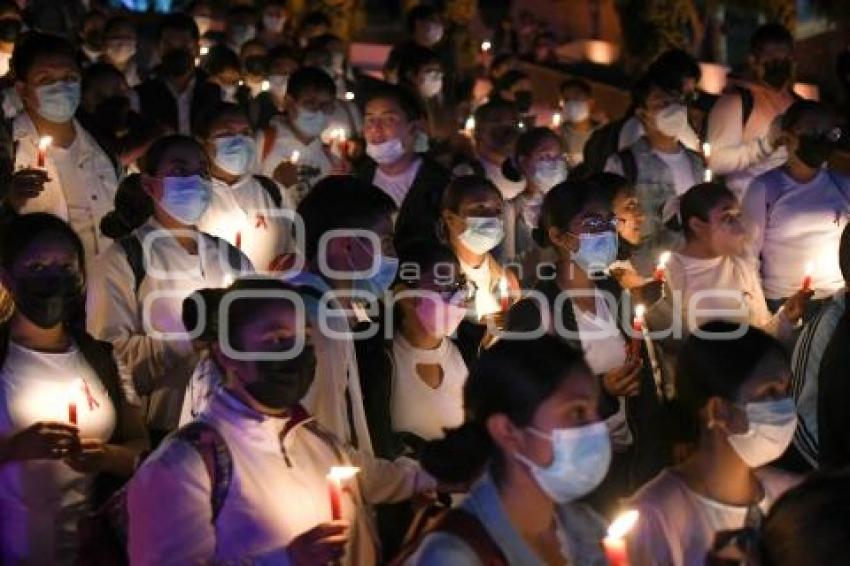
xmin=707 ymin=24 xmax=799 ymax=197
xmin=558 ymin=78 xmax=606 ymax=167
xmin=136 ymin=13 xmax=221 ymax=135
xmin=604 ymin=73 xmax=705 ymax=276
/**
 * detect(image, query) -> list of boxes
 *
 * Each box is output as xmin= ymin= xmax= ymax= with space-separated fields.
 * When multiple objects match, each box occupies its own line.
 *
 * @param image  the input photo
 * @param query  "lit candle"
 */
xmin=200 ymin=45 xmax=209 ymax=56
xmin=289 ymin=149 xmax=300 ymax=164
xmin=344 ymin=91 xmax=355 ymax=101
xmin=327 ymin=466 xmax=359 ymax=520
xmin=630 ymin=304 xmax=645 ymax=358
xmin=603 ymin=510 xmax=639 ymax=566
xmin=261 ymin=79 xmax=270 ymax=92
xmin=498 ymin=274 xmax=510 ymax=312
xmin=518 ymin=120 xmax=526 ymax=130
xmin=703 ymin=168 xmax=713 ymax=183
xmin=481 ymin=40 xmax=492 ymax=52
xmin=702 ymin=142 xmax=711 ymax=159
xmin=551 ymin=112 xmax=562 ymax=128
xmin=802 ymin=261 xmax=814 ymax=292
xmin=463 ymin=116 xmax=475 ymax=137
xmin=37 ymin=136 xmax=52 ymax=168
xmin=654 ymin=251 xmax=671 ymax=283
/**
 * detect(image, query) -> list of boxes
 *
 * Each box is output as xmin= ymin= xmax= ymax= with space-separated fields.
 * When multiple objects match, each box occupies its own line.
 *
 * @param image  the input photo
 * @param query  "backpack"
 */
xmin=734 ymin=85 xmax=802 ymax=129
xmin=389 ymin=505 xmax=507 ymax=566
xmin=254 ymin=174 xmax=283 ymax=208
xmin=117 ymin=233 xmax=244 ymax=293
xmin=76 ymin=421 xmax=233 ymax=566
xmin=582 ymin=117 xmax=627 ymax=174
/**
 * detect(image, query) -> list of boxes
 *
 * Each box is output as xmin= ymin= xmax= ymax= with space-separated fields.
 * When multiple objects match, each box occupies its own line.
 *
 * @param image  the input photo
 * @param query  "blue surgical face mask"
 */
xmin=213 ymin=134 xmax=256 ymax=176
xmin=459 ymin=216 xmax=504 ymax=255
xmin=159 ymin=175 xmax=212 ymax=224
xmin=294 ymin=106 xmax=328 ymax=138
xmin=35 ymin=79 xmax=81 ymax=123
xmin=351 ymin=254 xmax=399 ymax=298
xmin=515 ymin=421 xmax=612 ymax=503
xmin=571 ymin=230 xmax=618 ymax=275
xmin=532 ymin=159 xmax=567 ymax=192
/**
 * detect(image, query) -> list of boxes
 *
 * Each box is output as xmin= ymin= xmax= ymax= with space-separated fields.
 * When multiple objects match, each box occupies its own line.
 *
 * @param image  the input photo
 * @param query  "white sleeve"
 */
xmin=706 ymin=93 xmax=772 ymax=175
xmin=740 ymin=175 xmax=768 ymax=266
xmin=604 ymin=154 xmax=624 ymax=176
xmin=405 ymin=532 xmax=483 ymax=566
xmin=348 ymin=452 xmax=435 ymax=505
xmin=128 ymin=440 xmax=216 ymax=565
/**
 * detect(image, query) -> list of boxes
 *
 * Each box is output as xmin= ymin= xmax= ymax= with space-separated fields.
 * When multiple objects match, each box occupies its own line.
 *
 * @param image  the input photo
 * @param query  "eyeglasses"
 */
xmin=577 ymin=216 xmax=618 ymax=234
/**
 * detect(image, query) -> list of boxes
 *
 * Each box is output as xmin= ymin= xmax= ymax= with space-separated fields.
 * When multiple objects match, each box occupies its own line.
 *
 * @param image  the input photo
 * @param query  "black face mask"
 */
xmin=514 ymin=90 xmax=533 ymax=113
xmin=488 ymin=124 xmax=518 ymax=151
xmin=796 ymin=134 xmax=833 ymax=169
xmin=762 ymin=59 xmax=792 ymax=89
xmin=244 ymin=56 xmax=267 ymax=76
xmin=0 ymin=19 xmax=21 ymax=43
xmin=244 ymin=343 xmax=317 ymax=410
xmin=12 ymin=272 xmax=84 ymax=329
xmin=162 ymin=48 xmax=194 ymax=78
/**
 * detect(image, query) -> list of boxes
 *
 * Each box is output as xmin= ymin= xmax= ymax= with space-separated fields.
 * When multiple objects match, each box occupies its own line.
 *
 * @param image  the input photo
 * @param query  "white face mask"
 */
xmin=516 ymin=422 xmax=612 ymax=503
xmin=0 ymin=51 xmax=10 ymax=76
xmin=366 ymin=138 xmax=406 ymax=164
xmin=655 ymin=103 xmax=689 ymax=140
xmin=220 ymin=84 xmax=238 ymax=103
xmin=424 ymin=22 xmax=444 ymax=46
xmin=727 ymin=398 xmax=797 ymax=468
xmin=562 ymin=100 xmax=590 ymax=124
xmin=419 ymin=71 xmax=443 ymax=99
xmin=571 ymin=231 xmax=618 ymax=275
xmin=459 ymin=216 xmax=504 ymax=255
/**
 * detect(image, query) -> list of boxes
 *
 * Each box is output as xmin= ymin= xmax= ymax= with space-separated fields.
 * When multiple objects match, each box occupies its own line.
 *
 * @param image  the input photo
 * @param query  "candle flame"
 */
xmin=200 ymin=46 xmax=209 ymax=56
xmin=805 ymin=261 xmax=814 ymax=277
xmin=481 ymin=41 xmax=492 ymax=52
xmin=464 ymin=116 xmax=475 ymax=132
xmin=607 ymin=509 xmax=639 ymax=540
xmin=704 ymin=169 xmax=713 ymax=183
xmin=290 ymin=150 xmax=300 ymax=164
xmin=38 ymin=136 xmax=53 ymax=151
xmin=551 ymin=112 xmax=562 ymax=128
xmin=327 ymin=466 xmax=360 ymax=482
xmin=261 ymin=80 xmax=270 ymax=92
xmin=657 ymin=251 xmax=671 ymax=269
xmin=344 ymin=91 xmax=355 ymax=101
xmin=702 ymin=142 xmax=711 ymax=158
xmin=634 ymin=304 xmax=646 ymax=320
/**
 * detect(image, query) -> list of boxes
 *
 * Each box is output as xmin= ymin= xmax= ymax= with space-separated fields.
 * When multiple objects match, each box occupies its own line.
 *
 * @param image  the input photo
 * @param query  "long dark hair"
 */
xmin=420 ymin=335 xmax=589 ymax=485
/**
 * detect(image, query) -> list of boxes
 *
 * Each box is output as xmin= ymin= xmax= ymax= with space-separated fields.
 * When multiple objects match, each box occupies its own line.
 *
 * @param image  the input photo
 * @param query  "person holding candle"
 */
xmin=249 ymin=45 xmax=299 ymax=129
xmin=439 ymin=175 xmax=519 ymax=323
xmin=626 ymin=322 xmax=800 ymax=566
xmin=128 ymin=277 xmax=435 ymax=565
xmin=0 ymin=213 xmax=148 ymax=564
xmin=506 ymin=179 xmax=671 ymax=515
xmin=657 ymin=182 xmax=810 ymax=342
xmin=88 ymin=135 xmax=252 ymax=444
xmin=3 ymin=31 xmax=121 ymax=269
xmin=194 ymin=101 xmax=296 ymax=272
xmin=604 ymin=72 xmax=706 ymax=277
xmin=742 ymin=100 xmax=849 ymax=323
xmin=257 ymin=66 xmax=346 ymax=203
xmin=403 ymin=336 xmax=610 ymax=565
xmin=356 ymin=84 xmax=450 ymax=248
xmin=502 ymin=127 xmax=567 ymax=285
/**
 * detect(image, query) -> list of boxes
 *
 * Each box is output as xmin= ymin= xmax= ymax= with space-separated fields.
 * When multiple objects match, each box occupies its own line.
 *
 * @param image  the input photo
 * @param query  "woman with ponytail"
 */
xmin=405 ymin=336 xmax=609 ymax=565
xmin=0 ymin=213 xmax=148 ymax=564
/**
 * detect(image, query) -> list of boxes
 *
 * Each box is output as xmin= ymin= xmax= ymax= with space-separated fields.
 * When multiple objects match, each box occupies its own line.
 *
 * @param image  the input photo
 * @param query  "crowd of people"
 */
xmin=0 ymin=0 xmax=850 ymax=564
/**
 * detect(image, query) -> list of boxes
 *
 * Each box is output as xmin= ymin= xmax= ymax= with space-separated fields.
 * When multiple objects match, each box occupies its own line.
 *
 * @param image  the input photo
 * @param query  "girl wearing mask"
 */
xmin=503 ymin=127 xmax=567 ymax=284
xmin=627 ymin=322 xmax=800 ymax=566
xmin=194 ymin=102 xmax=294 ymax=272
xmin=0 ymin=213 xmax=148 ymax=564
xmin=405 ymin=336 xmax=610 ymax=565
xmin=129 ymin=277 xmax=435 ymax=565
xmin=399 ymin=45 xmax=455 ymax=144
xmin=440 ymin=176 xmax=519 ymax=323
xmin=507 ymin=180 xmax=671 ymax=514
xmin=88 ymin=136 xmax=252 ymax=444
xmin=658 ymin=182 xmax=810 ymax=340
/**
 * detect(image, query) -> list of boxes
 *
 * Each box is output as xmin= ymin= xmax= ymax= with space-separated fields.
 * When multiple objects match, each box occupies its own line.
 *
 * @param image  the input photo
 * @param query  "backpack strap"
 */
xmin=173 ymin=421 xmax=233 ymax=521
xmin=735 ymin=86 xmax=755 ymax=128
xmin=253 ymin=174 xmax=283 ymax=208
xmin=616 ymin=148 xmax=637 ymax=184
xmin=261 ymin=126 xmax=277 ymax=163
xmin=117 ymin=235 xmax=145 ymax=294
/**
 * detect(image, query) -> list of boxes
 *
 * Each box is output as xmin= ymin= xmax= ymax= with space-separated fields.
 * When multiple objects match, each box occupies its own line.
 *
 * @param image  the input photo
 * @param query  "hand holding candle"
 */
xmin=327 ymin=466 xmax=359 ymax=520
xmin=498 ymin=274 xmax=510 ymax=312
xmin=801 ymin=261 xmax=814 ymax=292
xmin=654 ymin=251 xmax=671 ymax=283
xmin=37 ymin=136 xmax=52 ymax=168
xmin=603 ymin=510 xmax=639 ymax=566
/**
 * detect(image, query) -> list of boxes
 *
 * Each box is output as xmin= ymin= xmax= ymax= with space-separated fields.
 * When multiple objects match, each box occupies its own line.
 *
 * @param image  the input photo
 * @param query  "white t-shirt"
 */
xmin=481 ymin=158 xmax=525 ymax=201
xmin=372 ymin=158 xmax=422 ymax=208
xmin=655 ymin=149 xmax=698 ymax=196
xmin=390 ymin=334 xmax=467 ymax=441
xmin=0 ymin=342 xmax=128 ymax=565
xmin=258 ymin=118 xmax=333 ymax=206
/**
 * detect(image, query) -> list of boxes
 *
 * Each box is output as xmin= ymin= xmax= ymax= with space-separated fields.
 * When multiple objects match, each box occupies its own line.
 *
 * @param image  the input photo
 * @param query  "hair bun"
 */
xmin=501 ymin=156 xmax=523 ymax=182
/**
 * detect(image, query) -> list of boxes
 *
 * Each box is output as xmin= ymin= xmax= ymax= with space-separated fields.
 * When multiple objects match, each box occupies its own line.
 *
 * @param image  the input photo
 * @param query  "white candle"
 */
xmin=551 ymin=112 xmax=562 ymax=128
xmin=702 ymin=142 xmax=711 ymax=159
xmin=481 ymin=41 xmax=492 ymax=52
xmin=261 ymin=79 xmax=270 ymax=92
xmin=703 ymin=169 xmax=713 ymax=183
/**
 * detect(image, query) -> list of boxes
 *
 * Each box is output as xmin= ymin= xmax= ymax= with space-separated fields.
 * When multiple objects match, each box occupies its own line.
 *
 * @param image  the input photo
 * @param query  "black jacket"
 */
xmin=355 ymin=155 xmax=451 ymax=249
xmin=135 ymin=69 xmax=222 ymax=134
xmin=817 ymin=294 xmax=850 ymax=468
